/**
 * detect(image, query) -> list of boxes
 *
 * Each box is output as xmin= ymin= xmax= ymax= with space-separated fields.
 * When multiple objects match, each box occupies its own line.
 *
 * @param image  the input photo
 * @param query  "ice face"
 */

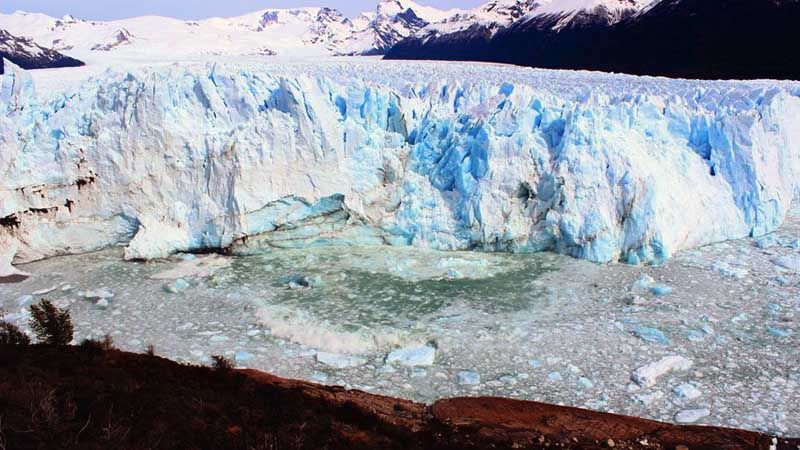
xmin=1 ymin=60 xmax=799 ymax=269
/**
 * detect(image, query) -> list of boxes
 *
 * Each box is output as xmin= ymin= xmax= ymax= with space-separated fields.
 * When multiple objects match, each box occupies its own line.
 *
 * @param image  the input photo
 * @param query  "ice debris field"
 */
xmin=1 ymin=59 xmax=799 ymax=434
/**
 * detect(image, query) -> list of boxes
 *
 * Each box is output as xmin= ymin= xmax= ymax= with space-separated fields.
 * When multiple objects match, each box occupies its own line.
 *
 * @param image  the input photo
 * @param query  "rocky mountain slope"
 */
xmin=385 ymin=0 xmax=800 ymax=80
xmin=0 ymin=28 xmax=83 ymax=74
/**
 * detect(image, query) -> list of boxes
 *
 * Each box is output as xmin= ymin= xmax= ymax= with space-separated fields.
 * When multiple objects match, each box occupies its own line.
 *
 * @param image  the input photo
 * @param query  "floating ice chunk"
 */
xmin=84 ymin=289 xmax=114 ymax=300
xmin=674 ymin=383 xmax=702 ymax=400
xmin=315 ymin=351 xmax=367 ymax=369
xmin=378 ymin=364 xmax=396 ymax=374
xmin=234 ymin=351 xmax=254 ymax=362
xmin=163 ymin=279 xmax=190 ymax=293
xmin=675 ymin=408 xmax=710 ymax=423
xmin=547 ymin=371 xmax=563 ymax=381
xmin=15 ymin=295 xmax=33 ymax=306
xmin=625 ymin=294 xmax=647 ymax=306
xmin=386 ymin=344 xmax=436 ymax=367
xmin=685 ymin=330 xmax=706 ymax=342
xmin=279 ymin=274 xmax=324 ymax=289
xmin=711 ymin=262 xmax=749 ymax=279
xmin=771 ymin=256 xmax=800 ymax=272
xmin=649 ymin=284 xmax=673 ymax=296
xmin=631 ymin=274 xmax=655 ymax=293
xmin=411 ymin=368 xmax=427 ymax=378
xmin=310 ymin=372 xmax=329 ymax=383
xmin=767 ymin=326 xmax=792 ymax=338
xmin=457 ymin=371 xmax=481 ymax=385
xmin=635 ymin=390 xmax=664 ymax=406
xmin=577 ymin=377 xmax=594 ymax=389
xmin=32 ymin=286 xmax=58 ymax=295
xmin=755 ymin=235 xmax=779 ymax=249
xmin=150 ymin=255 xmax=231 ymax=280
xmin=630 ymin=275 xmax=672 ymax=296
xmin=96 ymin=298 xmax=109 ymax=309
xmin=632 ymin=356 xmax=693 ymax=388
xmin=633 ymin=326 xmax=671 ymax=345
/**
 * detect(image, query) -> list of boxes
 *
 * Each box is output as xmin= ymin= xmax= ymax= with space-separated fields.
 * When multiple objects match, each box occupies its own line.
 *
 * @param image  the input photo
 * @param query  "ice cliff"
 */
xmin=1 ymin=59 xmax=799 ymax=272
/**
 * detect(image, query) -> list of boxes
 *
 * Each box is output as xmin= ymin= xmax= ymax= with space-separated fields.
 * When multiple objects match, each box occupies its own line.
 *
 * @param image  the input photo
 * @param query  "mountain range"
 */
xmin=385 ymin=0 xmax=800 ymax=80
xmin=1 ymin=0 xmax=799 ymax=79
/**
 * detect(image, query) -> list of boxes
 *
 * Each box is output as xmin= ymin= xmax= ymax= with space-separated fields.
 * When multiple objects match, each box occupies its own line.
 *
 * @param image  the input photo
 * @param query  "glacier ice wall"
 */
xmin=1 ymin=60 xmax=799 ymax=271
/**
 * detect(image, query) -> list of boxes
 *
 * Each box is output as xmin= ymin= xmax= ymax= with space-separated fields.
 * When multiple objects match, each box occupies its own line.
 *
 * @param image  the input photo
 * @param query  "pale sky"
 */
xmin=0 ymin=0 xmax=486 ymax=20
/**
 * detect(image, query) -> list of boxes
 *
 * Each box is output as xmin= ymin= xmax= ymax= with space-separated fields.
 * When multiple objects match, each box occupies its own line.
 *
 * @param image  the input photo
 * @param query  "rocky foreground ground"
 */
xmin=0 ymin=345 xmax=797 ymax=450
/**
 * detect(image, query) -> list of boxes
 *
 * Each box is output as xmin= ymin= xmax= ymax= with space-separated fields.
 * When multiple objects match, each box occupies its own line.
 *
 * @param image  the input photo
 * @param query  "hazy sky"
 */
xmin=0 ymin=0 xmax=486 ymax=20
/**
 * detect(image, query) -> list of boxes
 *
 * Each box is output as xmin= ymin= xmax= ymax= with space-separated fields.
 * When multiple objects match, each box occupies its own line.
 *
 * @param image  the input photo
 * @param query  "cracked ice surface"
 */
xmin=2 ymin=59 xmax=800 ymax=272
xmin=1 ymin=205 xmax=799 ymax=435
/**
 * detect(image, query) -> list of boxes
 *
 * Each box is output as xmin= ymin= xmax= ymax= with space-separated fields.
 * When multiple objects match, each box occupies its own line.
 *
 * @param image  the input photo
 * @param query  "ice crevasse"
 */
xmin=1 ymin=59 xmax=799 ymax=273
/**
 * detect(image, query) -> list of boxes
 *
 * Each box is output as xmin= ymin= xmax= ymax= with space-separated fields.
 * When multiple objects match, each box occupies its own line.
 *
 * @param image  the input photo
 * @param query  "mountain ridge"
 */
xmin=0 ymin=28 xmax=83 ymax=74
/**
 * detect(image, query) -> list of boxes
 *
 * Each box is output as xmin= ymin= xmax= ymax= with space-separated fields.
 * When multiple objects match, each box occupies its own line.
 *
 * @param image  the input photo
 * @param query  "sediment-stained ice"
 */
xmin=1 ymin=59 xmax=799 ymax=271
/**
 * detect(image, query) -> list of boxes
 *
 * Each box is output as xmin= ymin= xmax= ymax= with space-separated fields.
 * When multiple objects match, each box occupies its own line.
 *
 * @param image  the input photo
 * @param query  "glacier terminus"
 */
xmin=1 ymin=59 xmax=799 ymax=274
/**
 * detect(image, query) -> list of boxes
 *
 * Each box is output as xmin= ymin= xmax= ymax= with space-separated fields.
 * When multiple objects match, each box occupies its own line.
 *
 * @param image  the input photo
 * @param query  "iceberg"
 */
xmin=1 ymin=60 xmax=799 ymax=270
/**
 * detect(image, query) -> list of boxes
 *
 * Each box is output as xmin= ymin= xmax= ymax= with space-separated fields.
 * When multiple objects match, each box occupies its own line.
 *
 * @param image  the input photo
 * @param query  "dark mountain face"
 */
xmin=385 ymin=0 xmax=800 ymax=80
xmin=0 ymin=29 xmax=84 ymax=74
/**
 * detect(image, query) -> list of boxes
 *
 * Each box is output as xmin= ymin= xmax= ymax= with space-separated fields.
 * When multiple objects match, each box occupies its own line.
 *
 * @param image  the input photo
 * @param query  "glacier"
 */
xmin=1 ymin=59 xmax=799 ymax=273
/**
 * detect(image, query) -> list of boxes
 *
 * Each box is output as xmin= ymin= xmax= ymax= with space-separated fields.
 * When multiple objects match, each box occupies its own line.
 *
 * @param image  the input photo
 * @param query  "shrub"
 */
xmin=80 ymin=334 xmax=114 ymax=352
xmin=145 ymin=344 xmax=155 ymax=356
xmin=29 ymin=300 xmax=74 ymax=345
xmin=0 ymin=321 xmax=31 ymax=345
xmin=211 ymin=355 xmax=235 ymax=370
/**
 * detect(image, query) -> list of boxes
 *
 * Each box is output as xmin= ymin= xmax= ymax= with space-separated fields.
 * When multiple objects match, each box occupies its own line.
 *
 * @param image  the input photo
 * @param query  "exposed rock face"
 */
xmin=0 ymin=29 xmax=83 ymax=74
xmin=1 ymin=61 xmax=799 ymax=273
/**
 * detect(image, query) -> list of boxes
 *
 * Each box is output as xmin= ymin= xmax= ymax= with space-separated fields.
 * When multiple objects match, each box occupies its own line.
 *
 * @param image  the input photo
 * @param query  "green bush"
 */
xmin=29 ymin=300 xmax=74 ymax=345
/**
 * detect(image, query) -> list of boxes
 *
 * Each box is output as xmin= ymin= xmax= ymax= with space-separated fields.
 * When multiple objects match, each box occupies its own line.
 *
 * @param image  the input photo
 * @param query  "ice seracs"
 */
xmin=1 ymin=60 xmax=799 ymax=270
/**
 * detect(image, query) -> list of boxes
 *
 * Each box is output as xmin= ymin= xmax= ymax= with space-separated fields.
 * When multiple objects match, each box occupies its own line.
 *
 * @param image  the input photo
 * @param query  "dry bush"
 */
xmin=211 ymin=355 xmax=235 ymax=370
xmin=0 ymin=322 xmax=30 ymax=346
xmin=80 ymin=334 xmax=115 ymax=352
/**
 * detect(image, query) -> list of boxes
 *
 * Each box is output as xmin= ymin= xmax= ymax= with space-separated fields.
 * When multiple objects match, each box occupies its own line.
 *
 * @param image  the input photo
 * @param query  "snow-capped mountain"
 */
xmin=0 ymin=0 xmax=629 ymax=65
xmin=386 ymin=0 xmax=800 ymax=80
xmin=0 ymin=28 xmax=83 ymax=74
xmin=0 ymin=0 xmax=467 ymax=63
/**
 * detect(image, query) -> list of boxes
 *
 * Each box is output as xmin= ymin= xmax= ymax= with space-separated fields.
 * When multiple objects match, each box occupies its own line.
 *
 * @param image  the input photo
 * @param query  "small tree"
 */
xmin=29 ymin=300 xmax=73 ymax=345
